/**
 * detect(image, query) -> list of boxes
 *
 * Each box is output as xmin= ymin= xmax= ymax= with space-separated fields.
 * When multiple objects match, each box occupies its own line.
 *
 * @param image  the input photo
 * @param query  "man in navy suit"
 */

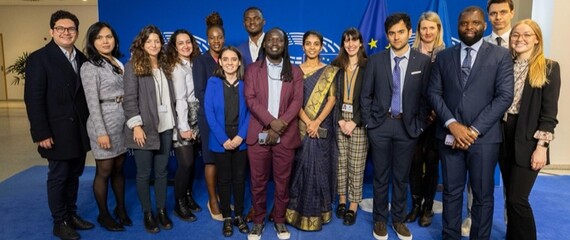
xmin=427 ymin=6 xmax=513 ymax=239
xmin=361 ymin=13 xmax=431 ymax=240
xmin=237 ymin=6 xmax=265 ymax=67
xmin=25 ymin=10 xmax=93 ymax=240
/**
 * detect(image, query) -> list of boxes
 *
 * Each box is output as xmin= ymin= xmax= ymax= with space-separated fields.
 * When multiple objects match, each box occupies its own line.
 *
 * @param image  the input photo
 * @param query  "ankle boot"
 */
xmin=405 ymin=195 xmax=422 ymax=222
xmin=143 ymin=211 xmax=159 ymax=234
xmin=175 ymin=198 xmax=197 ymax=222
xmin=186 ymin=190 xmax=201 ymax=212
xmin=157 ymin=208 xmax=173 ymax=230
xmin=419 ymin=199 xmax=434 ymax=227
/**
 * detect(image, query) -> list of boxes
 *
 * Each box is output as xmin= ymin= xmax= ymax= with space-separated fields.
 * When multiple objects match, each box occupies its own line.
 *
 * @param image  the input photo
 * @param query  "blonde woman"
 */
xmin=503 ymin=19 xmax=560 ymax=240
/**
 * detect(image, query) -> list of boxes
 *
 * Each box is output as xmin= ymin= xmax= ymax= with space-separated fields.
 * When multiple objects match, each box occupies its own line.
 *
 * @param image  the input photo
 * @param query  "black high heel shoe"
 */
xmin=97 ymin=214 xmax=125 ymax=232
xmin=336 ymin=203 xmax=346 ymax=219
xmin=114 ymin=208 xmax=133 ymax=226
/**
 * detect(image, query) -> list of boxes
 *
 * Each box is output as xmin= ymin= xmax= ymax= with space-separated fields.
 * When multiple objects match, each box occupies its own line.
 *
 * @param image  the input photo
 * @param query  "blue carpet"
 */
xmin=1 ymin=166 xmax=569 ymax=239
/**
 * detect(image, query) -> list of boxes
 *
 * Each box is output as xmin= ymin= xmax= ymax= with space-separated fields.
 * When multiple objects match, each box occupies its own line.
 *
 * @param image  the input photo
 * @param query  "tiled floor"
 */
xmin=0 ymin=101 xmax=95 ymax=182
xmin=1 ymin=100 xmax=567 ymax=182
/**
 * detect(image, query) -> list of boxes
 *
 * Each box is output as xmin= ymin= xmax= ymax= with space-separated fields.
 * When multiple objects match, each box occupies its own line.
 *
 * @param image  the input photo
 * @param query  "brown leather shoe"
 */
xmin=392 ymin=222 xmax=412 ymax=240
xmin=373 ymin=221 xmax=388 ymax=240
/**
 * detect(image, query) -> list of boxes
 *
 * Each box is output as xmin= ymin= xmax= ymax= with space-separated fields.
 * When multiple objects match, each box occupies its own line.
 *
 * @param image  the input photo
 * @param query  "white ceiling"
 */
xmin=0 ymin=0 xmax=97 ymax=5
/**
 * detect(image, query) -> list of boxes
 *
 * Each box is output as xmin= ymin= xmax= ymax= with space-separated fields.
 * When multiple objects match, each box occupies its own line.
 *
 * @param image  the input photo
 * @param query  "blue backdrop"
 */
xmin=99 ymin=0 xmax=488 ymax=64
xmin=98 ymin=0 xmax=500 ymax=185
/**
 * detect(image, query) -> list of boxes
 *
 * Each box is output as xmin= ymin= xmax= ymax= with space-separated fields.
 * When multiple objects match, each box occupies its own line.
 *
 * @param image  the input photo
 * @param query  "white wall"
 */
xmin=0 ymin=6 xmax=98 ymax=100
xmin=541 ymin=0 xmax=570 ymax=166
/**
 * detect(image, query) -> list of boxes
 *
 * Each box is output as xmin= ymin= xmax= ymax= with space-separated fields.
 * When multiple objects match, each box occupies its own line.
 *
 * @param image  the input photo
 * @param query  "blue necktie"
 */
xmin=461 ymin=47 xmax=473 ymax=87
xmin=391 ymin=56 xmax=404 ymax=115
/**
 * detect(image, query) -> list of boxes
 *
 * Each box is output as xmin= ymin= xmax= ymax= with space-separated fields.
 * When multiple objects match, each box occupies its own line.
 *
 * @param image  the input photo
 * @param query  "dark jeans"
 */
xmin=133 ymin=130 xmax=173 ymax=212
xmin=47 ymin=155 xmax=86 ymax=223
xmin=213 ymin=150 xmax=247 ymax=218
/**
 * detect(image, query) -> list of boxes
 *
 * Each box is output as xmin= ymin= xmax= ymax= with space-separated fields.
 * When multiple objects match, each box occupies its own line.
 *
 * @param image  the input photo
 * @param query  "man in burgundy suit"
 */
xmin=244 ymin=27 xmax=303 ymax=240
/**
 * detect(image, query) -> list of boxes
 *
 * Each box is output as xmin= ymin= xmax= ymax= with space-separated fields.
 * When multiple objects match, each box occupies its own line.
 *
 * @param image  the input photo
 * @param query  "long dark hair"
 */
xmin=129 ymin=25 xmax=172 ymax=78
xmin=165 ymin=29 xmax=201 ymax=69
xmin=212 ymin=46 xmax=244 ymax=80
xmin=331 ymin=27 xmax=367 ymax=69
xmin=84 ymin=22 xmax=123 ymax=74
xmin=261 ymin=27 xmax=294 ymax=82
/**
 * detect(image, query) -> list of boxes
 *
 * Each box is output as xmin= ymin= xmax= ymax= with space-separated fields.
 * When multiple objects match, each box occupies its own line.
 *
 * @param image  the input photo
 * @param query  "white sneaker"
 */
xmin=274 ymin=223 xmax=290 ymax=240
xmin=248 ymin=223 xmax=264 ymax=240
xmin=461 ymin=217 xmax=471 ymax=237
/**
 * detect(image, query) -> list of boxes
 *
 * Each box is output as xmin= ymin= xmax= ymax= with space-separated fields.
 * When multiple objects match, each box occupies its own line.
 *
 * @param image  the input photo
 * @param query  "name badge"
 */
xmin=342 ymin=103 xmax=353 ymax=113
xmin=158 ymin=104 xmax=168 ymax=113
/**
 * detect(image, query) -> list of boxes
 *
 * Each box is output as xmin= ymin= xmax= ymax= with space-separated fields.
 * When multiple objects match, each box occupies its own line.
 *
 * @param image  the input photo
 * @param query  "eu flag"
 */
xmin=427 ymin=0 xmax=453 ymax=47
xmin=358 ymin=0 xmax=389 ymax=55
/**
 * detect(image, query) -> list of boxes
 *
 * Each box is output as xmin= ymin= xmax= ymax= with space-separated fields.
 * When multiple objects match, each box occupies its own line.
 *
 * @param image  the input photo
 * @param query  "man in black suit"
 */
xmin=361 ymin=13 xmax=431 ymax=240
xmin=24 ymin=10 xmax=93 ymax=240
xmin=427 ymin=6 xmax=513 ymax=240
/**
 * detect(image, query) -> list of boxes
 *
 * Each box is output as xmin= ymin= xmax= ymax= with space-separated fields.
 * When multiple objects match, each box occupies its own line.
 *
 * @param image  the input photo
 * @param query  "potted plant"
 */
xmin=7 ymin=52 xmax=29 ymax=85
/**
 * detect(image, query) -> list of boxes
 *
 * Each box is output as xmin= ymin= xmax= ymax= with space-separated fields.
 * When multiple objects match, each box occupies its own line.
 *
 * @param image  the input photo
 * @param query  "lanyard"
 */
xmin=152 ymin=68 xmax=164 ymax=105
xmin=344 ymin=66 xmax=358 ymax=100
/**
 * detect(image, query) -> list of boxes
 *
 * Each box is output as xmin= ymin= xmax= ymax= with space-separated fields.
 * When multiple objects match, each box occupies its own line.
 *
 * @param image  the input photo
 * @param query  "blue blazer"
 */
xmin=204 ymin=76 xmax=250 ymax=152
xmin=237 ymin=42 xmax=254 ymax=67
xmin=427 ymin=41 xmax=514 ymax=143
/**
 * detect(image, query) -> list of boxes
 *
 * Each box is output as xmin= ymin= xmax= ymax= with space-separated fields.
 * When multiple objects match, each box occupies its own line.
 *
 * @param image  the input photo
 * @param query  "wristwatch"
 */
xmin=538 ymin=141 xmax=549 ymax=148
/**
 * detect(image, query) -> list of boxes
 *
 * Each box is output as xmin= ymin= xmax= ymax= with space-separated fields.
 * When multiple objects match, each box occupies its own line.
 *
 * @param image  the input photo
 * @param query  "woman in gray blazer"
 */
xmin=122 ymin=25 xmax=176 ymax=234
xmin=80 ymin=22 xmax=129 ymax=232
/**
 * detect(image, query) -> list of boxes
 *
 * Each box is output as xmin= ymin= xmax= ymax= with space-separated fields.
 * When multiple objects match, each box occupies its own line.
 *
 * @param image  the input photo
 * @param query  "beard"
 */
xmin=459 ymin=31 xmax=484 ymax=46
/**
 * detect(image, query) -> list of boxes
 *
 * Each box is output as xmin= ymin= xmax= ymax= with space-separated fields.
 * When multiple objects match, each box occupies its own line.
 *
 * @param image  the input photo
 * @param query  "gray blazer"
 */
xmin=81 ymin=60 xmax=127 ymax=158
xmin=122 ymin=62 xmax=176 ymax=150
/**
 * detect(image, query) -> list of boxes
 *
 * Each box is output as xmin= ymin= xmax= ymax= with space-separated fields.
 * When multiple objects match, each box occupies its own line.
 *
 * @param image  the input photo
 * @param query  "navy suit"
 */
xmin=192 ymin=53 xmax=218 ymax=163
xmin=237 ymin=40 xmax=264 ymax=68
xmin=427 ymin=40 xmax=513 ymax=239
xmin=24 ymin=40 xmax=90 ymax=222
xmin=361 ymin=48 xmax=431 ymax=224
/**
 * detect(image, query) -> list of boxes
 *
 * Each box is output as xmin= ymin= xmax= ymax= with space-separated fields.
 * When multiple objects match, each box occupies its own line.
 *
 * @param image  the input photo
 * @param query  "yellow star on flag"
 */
xmin=368 ymin=38 xmax=378 ymax=49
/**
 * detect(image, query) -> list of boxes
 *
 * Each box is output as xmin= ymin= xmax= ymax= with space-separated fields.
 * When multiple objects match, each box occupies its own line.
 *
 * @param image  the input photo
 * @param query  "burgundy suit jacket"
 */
xmin=244 ymin=59 xmax=303 ymax=149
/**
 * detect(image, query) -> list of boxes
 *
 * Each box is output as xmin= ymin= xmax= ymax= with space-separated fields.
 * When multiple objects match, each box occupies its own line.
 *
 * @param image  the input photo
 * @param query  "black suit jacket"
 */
xmin=24 ymin=40 xmax=90 ymax=160
xmin=512 ymin=60 xmax=560 ymax=167
xmin=192 ymin=53 xmax=218 ymax=117
xmin=335 ymin=66 xmax=365 ymax=126
xmin=361 ymin=48 xmax=431 ymax=138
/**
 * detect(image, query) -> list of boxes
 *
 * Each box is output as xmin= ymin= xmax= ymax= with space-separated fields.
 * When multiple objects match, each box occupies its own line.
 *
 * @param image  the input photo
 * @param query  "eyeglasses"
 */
xmin=511 ymin=33 xmax=536 ymax=40
xmin=53 ymin=26 xmax=77 ymax=34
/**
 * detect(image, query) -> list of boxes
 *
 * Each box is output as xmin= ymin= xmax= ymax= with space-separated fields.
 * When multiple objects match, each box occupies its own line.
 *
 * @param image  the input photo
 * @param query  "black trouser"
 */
xmin=47 ymin=154 xmax=86 ymax=223
xmin=133 ymin=130 xmax=173 ymax=212
xmin=502 ymin=114 xmax=539 ymax=240
xmin=409 ymin=124 xmax=439 ymax=203
xmin=214 ymin=150 xmax=247 ymax=218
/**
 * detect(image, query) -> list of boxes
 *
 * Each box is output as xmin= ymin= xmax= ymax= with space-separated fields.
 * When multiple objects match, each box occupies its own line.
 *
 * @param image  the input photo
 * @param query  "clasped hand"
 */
xmin=223 ymin=136 xmax=244 ymax=150
xmin=449 ymin=122 xmax=478 ymax=150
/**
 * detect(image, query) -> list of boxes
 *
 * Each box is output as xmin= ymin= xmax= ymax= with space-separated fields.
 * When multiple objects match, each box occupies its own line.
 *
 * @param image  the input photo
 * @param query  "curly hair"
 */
xmin=129 ymin=25 xmax=172 ymax=79
xmin=165 ymin=29 xmax=201 ymax=69
xmin=206 ymin=12 xmax=224 ymax=36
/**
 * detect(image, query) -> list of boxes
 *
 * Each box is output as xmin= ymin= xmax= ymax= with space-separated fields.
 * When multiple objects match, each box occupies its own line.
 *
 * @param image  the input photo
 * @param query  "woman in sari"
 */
xmin=285 ymin=30 xmax=338 ymax=231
